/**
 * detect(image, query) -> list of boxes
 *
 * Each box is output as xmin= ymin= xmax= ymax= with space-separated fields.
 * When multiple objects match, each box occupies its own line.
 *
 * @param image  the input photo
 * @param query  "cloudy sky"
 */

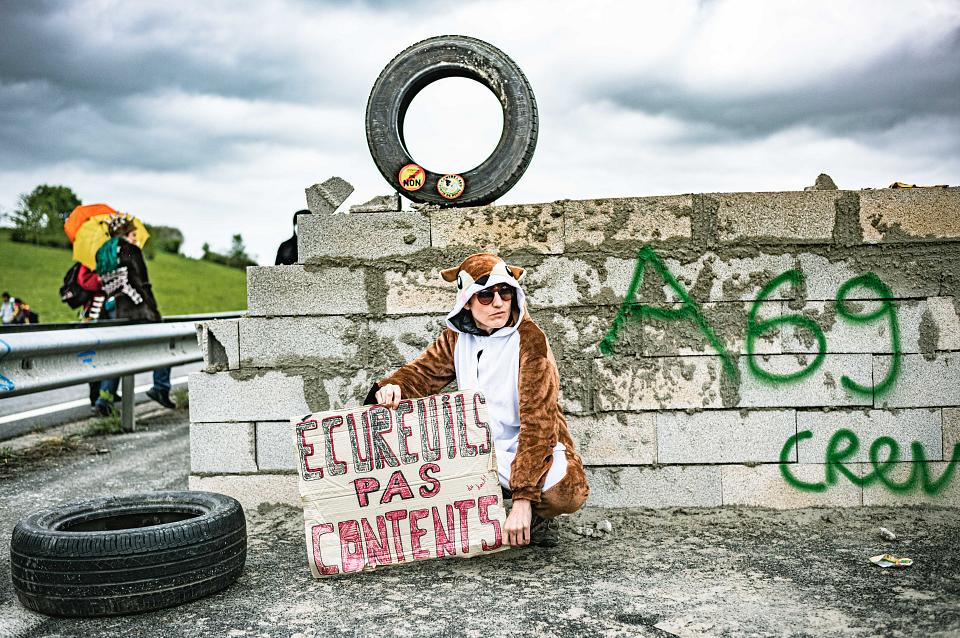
xmin=1 ymin=0 xmax=958 ymax=262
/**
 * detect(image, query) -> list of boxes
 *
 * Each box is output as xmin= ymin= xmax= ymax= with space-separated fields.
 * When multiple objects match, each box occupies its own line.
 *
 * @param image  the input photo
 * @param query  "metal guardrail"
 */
xmin=0 ymin=312 xmax=242 ymax=431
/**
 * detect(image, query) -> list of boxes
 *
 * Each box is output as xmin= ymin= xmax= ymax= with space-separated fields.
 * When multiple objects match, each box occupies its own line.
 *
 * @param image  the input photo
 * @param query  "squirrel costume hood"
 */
xmin=442 ymin=253 xmax=528 ymax=337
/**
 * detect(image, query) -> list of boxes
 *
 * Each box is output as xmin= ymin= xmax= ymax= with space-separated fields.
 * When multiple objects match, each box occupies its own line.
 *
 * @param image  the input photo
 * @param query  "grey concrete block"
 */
xmin=567 ymin=412 xmax=656 ymax=465
xmin=736 ymin=354 xmax=873 ymax=408
xmin=430 ymin=202 xmax=565 ymax=254
xmin=384 ymin=268 xmax=453 ymax=315
xmin=876 ymin=353 xmax=960 ymax=408
xmin=558 ymin=359 xmax=593 ymax=415
xmin=256 ymin=421 xmax=298 ymax=471
xmin=349 ymin=193 xmax=401 ymax=213
xmin=189 ymin=474 xmax=299 ymax=516
xmin=563 ymin=195 xmax=693 ymax=248
xmin=305 ymin=176 xmax=353 ymax=215
xmin=585 ymin=466 xmax=722 ymax=507
xmin=650 ymin=252 xmax=798 ymax=303
xmin=367 ymin=314 xmax=448 ymax=365
xmin=239 ymin=316 xmax=359 ymax=368
xmin=721 ymin=464 xmax=862 ymax=507
xmin=190 ymin=422 xmax=257 ymax=473
xmin=537 ymin=308 xmax=620 ymax=359
xmin=246 ymin=266 xmax=367 ymax=316
xmin=593 ymin=356 xmax=725 ymax=411
xmin=796 ymin=408 xmax=942 ymax=464
xmin=297 ymin=210 xmax=429 ymax=261
xmin=945 ymin=408 xmax=960 ymax=462
xmin=860 ymin=187 xmax=960 ymax=243
xmin=196 ymin=319 xmax=240 ymax=372
xmin=782 ymin=298 xmax=960 ymax=355
xmin=657 ymin=409 xmax=795 ymax=464
xmin=861 ymin=462 xmax=960 ymax=506
xmin=189 ymin=370 xmax=311 ymax=422
xmin=713 ymin=190 xmax=838 ymax=243
xmin=796 ymin=253 xmax=940 ymax=302
xmin=523 ymin=256 xmax=637 ymax=308
xmin=643 ymin=301 xmax=782 ymax=356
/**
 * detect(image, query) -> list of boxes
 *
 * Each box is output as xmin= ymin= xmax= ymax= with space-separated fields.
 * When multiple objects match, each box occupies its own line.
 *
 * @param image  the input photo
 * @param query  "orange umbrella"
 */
xmin=64 ymin=203 xmax=118 ymax=242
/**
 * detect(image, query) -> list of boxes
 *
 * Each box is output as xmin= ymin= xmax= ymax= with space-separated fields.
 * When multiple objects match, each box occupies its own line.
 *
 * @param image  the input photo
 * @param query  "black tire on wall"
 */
xmin=365 ymin=35 xmax=538 ymax=207
xmin=10 ymin=491 xmax=246 ymax=617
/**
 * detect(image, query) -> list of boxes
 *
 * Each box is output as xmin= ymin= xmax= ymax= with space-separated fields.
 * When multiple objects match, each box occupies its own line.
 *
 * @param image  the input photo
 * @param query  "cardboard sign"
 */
xmin=294 ymin=390 xmax=506 ymax=577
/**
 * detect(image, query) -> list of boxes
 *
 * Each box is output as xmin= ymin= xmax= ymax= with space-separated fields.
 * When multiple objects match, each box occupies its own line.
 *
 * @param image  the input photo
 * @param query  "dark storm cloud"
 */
xmin=0 ymin=2 xmax=291 ymax=101
xmin=599 ymin=29 xmax=960 ymax=143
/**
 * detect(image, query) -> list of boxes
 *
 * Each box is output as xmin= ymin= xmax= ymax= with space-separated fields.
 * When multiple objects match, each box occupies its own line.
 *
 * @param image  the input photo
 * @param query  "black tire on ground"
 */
xmin=10 ymin=491 xmax=246 ymax=617
xmin=365 ymin=35 xmax=538 ymax=208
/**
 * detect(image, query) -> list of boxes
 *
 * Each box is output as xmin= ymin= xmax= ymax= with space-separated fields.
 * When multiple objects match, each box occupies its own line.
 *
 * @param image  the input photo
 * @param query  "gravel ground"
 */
xmin=1 ymin=410 xmax=958 ymax=637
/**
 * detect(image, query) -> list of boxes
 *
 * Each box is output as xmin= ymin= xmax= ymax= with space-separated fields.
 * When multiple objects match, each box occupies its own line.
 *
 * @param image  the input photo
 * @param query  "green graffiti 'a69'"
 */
xmin=600 ymin=246 xmax=902 ymax=397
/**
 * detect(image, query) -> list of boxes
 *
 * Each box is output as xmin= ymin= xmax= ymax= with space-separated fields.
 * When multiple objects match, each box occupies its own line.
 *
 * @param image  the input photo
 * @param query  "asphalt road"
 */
xmin=0 ymin=362 xmax=200 ymax=440
xmin=1 ymin=410 xmax=959 ymax=637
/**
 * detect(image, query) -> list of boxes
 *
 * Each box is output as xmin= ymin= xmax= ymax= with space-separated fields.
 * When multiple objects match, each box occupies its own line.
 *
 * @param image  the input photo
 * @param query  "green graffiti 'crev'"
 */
xmin=599 ymin=246 xmax=738 ymax=379
xmin=834 ymin=273 xmax=901 ymax=397
xmin=747 ymin=270 xmax=826 ymax=384
xmin=780 ymin=428 xmax=960 ymax=495
xmin=779 ymin=430 xmax=827 ymax=492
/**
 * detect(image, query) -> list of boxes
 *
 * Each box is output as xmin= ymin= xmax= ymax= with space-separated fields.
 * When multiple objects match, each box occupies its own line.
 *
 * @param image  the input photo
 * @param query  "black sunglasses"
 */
xmin=474 ymin=284 xmax=515 ymax=305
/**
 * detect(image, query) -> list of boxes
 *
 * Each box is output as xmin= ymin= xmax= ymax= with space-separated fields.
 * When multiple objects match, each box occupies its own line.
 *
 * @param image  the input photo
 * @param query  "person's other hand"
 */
xmin=504 ymin=499 xmax=532 ymax=546
xmin=375 ymin=383 xmax=402 ymax=409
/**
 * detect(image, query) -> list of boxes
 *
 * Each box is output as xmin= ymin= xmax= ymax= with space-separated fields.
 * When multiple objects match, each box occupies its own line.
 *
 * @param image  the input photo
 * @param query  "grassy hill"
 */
xmin=0 ymin=229 xmax=247 ymax=323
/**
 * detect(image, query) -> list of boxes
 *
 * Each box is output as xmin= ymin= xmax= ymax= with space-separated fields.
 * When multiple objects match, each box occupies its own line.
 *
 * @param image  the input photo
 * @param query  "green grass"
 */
xmin=0 ymin=228 xmax=247 ymax=323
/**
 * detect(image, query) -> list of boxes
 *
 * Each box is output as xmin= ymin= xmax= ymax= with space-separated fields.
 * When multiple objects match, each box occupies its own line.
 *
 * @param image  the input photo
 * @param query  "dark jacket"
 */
xmin=275 ymin=234 xmax=297 ymax=265
xmin=115 ymin=241 xmax=161 ymax=322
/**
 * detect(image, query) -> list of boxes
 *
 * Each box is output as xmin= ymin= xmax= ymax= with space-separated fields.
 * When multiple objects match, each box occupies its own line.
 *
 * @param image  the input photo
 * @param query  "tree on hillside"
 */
xmin=10 ymin=184 xmax=81 ymax=247
xmin=201 ymin=235 xmax=256 ymax=270
xmin=142 ymin=224 xmax=185 ymax=260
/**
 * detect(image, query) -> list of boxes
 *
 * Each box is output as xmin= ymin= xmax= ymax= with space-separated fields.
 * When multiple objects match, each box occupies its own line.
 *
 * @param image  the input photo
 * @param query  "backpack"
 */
xmin=60 ymin=262 xmax=94 ymax=309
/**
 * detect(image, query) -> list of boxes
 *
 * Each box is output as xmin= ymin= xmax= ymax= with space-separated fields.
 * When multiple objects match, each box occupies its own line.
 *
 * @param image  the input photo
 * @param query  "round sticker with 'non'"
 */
xmin=398 ymin=164 xmax=426 ymax=191
xmin=437 ymin=174 xmax=465 ymax=200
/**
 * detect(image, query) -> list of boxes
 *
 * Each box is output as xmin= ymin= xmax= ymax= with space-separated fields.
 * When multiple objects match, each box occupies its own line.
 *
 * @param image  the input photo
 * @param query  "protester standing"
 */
xmin=1 ymin=292 xmax=16 ymax=324
xmin=93 ymin=213 xmax=175 ymax=414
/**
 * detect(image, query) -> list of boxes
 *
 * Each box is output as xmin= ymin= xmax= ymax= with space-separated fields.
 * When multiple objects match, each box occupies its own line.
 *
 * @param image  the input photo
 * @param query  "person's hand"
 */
xmin=504 ymin=499 xmax=532 ymax=546
xmin=375 ymin=383 xmax=402 ymax=409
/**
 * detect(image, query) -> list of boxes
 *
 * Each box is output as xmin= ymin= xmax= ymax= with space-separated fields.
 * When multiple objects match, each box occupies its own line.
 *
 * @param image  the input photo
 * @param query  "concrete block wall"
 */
xmin=189 ymin=187 xmax=960 ymax=510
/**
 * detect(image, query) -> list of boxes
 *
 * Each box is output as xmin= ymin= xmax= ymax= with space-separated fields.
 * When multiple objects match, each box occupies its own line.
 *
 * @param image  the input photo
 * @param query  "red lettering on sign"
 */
xmin=408 ymin=508 xmax=430 ymax=559
xmin=311 ymin=523 xmax=339 ymax=575
xmin=478 ymin=495 xmax=503 ymax=550
xmin=361 ymin=516 xmax=393 ymax=567
xmin=380 ymin=470 xmax=414 ymax=504
xmin=433 ymin=504 xmax=457 ymax=557
xmin=453 ymin=499 xmax=476 ymax=553
xmin=418 ymin=463 xmax=441 ymax=497
xmin=338 ymin=520 xmax=365 ymax=573
xmin=384 ymin=509 xmax=408 ymax=562
xmin=352 ymin=477 xmax=381 ymax=507
xmin=299 ymin=420 xmax=323 ymax=478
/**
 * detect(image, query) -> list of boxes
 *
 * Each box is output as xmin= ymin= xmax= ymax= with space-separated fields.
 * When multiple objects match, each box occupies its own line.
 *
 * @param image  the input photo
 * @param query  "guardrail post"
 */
xmin=121 ymin=375 xmax=135 ymax=432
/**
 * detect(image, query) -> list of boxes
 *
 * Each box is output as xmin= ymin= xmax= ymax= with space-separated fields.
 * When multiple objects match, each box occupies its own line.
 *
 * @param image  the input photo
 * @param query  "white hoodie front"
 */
xmin=445 ymin=264 xmax=567 ymax=491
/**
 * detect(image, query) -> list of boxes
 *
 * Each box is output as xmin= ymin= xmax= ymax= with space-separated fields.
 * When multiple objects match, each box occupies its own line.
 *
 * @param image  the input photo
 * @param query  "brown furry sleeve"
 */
xmin=377 ymin=328 xmax=458 ymax=399
xmin=510 ymin=320 xmax=564 ymax=502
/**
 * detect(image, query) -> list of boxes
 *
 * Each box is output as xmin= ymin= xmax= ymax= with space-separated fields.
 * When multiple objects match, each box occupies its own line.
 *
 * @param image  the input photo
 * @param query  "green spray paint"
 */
xmin=779 ymin=428 xmax=960 ymax=495
xmin=746 ymin=270 xmax=826 ymax=383
xmin=834 ymin=273 xmax=901 ymax=397
xmin=599 ymin=246 xmax=738 ymax=379
xmin=601 ymin=248 xmax=902 ymax=399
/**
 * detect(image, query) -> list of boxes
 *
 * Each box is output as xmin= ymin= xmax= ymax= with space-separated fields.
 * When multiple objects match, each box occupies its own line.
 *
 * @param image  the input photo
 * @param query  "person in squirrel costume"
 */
xmin=367 ymin=253 xmax=590 ymax=547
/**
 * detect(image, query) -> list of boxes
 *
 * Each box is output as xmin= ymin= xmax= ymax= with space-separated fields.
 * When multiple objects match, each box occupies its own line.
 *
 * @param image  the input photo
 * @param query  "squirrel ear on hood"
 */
xmin=440 ymin=253 xmax=526 ymax=287
xmin=507 ymin=265 xmax=525 ymax=282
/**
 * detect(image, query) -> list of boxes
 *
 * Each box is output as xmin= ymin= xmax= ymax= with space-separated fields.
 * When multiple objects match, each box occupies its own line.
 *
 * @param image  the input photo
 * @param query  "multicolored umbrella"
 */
xmin=64 ymin=204 xmax=150 ymax=269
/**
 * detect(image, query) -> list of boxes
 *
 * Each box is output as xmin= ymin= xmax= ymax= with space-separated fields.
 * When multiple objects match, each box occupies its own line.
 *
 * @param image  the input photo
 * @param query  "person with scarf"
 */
xmin=93 ymin=213 xmax=175 ymax=414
